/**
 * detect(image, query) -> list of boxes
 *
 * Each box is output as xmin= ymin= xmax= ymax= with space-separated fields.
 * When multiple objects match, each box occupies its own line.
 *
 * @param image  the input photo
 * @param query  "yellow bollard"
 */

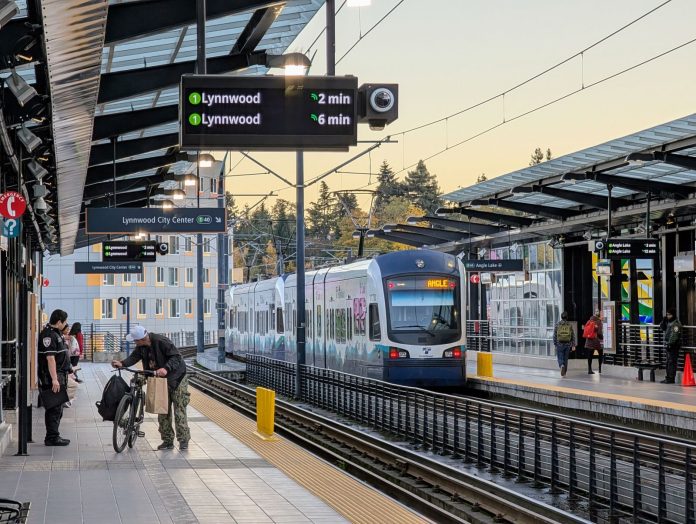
xmin=255 ymin=387 xmax=279 ymax=441
xmin=477 ymin=352 xmax=493 ymax=378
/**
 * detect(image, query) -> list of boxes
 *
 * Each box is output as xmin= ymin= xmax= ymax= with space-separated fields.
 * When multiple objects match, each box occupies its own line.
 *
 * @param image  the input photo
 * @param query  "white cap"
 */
xmin=126 ymin=325 xmax=148 ymax=342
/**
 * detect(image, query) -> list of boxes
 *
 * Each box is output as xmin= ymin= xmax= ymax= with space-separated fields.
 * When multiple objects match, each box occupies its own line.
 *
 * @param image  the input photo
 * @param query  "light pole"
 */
xmin=196 ymin=0 xmax=206 ymax=354
xmin=217 ymin=161 xmax=227 ymax=363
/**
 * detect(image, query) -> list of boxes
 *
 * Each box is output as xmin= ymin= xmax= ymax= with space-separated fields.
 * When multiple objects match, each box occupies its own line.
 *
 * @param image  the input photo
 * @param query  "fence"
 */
xmin=247 ymin=354 xmax=696 ymax=523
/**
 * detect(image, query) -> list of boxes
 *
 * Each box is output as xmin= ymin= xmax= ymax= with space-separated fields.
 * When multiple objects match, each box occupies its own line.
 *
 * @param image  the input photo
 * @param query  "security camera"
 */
xmin=594 ymin=240 xmax=605 ymax=252
xmin=157 ymin=242 xmax=169 ymax=255
xmin=358 ymin=83 xmax=398 ymax=130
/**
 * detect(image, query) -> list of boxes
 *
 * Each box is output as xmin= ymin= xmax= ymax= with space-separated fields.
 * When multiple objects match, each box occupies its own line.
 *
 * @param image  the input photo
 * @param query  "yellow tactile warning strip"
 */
xmin=190 ymin=389 xmax=428 ymax=524
xmin=477 ymin=376 xmax=696 ymax=413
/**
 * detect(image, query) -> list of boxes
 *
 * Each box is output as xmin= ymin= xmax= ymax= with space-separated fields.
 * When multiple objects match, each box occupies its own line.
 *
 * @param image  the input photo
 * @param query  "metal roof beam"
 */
xmin=438 ymin=207 xmax=535 ymax=227
xmin=367 ymin=230 xmax=431 ymax=248
xmin=472 ymin=198 xmax=580 ymax=220
xmin=98 ymin=51 xmax=266 ymax=104
xmin=231 ymin=6 xmax=283 ymax=54
xmin=406 ymin=216 xmax=503 ymax=236
xmin=90 ymin=133 xmax=179 ymax=166
xmin=564 ymin=171 xmax=692 ymax=199
xmin=511 ymin=185 xmax=629 ymax=210
xmin=384 ymin=223 xmax=470 ymax=243
xmin=84 ymin=188 xmax=151 ymax=209
xmin=92 ymin=105 xmax=179 ymax=141
xmin=78 ymin=198 xmax=151 ymax=228
xmin=105 ymin=0 xmax=284 ymax=44
xmin=85 ymin=152 xmax=183 ymax=186
xmin=83 ymin=174 xmax=165 ymax=201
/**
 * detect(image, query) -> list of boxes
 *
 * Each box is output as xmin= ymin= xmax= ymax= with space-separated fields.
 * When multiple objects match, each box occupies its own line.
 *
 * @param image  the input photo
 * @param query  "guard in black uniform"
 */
xmin=38 ymin=309 xmax=70 ymax=446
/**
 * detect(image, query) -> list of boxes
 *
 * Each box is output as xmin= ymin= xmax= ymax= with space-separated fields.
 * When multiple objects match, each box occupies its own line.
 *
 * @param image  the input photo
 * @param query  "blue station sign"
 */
xmin=85 ymin=207 xmax=226 ymax=234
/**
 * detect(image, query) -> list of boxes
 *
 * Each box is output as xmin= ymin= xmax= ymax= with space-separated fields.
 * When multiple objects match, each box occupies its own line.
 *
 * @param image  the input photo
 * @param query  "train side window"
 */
xmin=316 ymin=305 xmax=322 ymax=336
xmin=276 ymin=307 xmax=284 ymax=333
xmin=369 ymin=303 xmax=381 ymax=341
xmin=270 ymin=304 xmax=275 ymax=330
xmin=293 ymin=309 xmax=297 ymax=336
xmin=347 ymin=308 xmax=353 ymax=341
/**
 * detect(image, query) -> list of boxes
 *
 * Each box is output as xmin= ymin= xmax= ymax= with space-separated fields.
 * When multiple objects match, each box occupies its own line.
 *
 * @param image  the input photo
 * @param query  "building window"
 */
xmin=169 ymin=299 xmax=180 ymax=318
xmin=136 ymin=271 xmax=145 ymax=283
xmin=102 ymin=274 xmax=115 ymax=286
xmin=155 ymin=299 xmax=163 ymax=316
xmin=156 ymin=267 xmax=165 ymax=284
xmin=204 ymin=299 xmax=211 ymax=315
xmin=169 ymin=235 xmax=180 ymax=255
xmin=203 ymin=268 xmax=210 ymax=284
xmin=185 ymin=236 xmax=192 ymax=252
xmin=168 ymin=267 xmax=179 ymax=286
xmin=185 ymin=299 xmax=193 ymax=315
xmin=122 ymin=273 xmax=132 ymax=284
xmin=203 ymin=238 xmax=212 ymax=254
xmin=137 ymin=299 xmax=146 ymax=317
xmin=186 ymin=267 xmax=194 ymax=284
xmin=101 ymin=299 xmax=113 ymax=319
xmin=210 ymin=178 xmax=218 ymax=194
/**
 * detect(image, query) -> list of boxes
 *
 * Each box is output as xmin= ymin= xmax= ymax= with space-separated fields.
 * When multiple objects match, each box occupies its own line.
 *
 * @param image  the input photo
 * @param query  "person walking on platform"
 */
xmin=69 ymin=323 xmax=84 ymax=383
xmin=38 ymin=309 xmax=70 ymax=446
xmin=553 ymin=312 xmax=575 ymax=377
xmin=659 ymin=308 xmax=683 ymax=384
xmin=583 ymin=309 xmax=603 ymax=374
xmin=111 ymin=326 xmax=191 ymax=450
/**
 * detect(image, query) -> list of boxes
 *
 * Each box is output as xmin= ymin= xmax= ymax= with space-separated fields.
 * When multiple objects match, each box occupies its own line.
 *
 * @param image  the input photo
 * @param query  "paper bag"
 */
xmin=145 ymin=377 xmax=169 ymax=414
xmin=67 ymin=376 xmax=79 ymax=401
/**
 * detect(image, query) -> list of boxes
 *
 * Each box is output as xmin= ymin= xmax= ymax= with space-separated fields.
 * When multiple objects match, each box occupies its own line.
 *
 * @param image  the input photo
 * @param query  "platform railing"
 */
xmin=612 ymin=323 xmax=696 ymax=368
xmin=246 ymin=353 xmax=696 ymax=523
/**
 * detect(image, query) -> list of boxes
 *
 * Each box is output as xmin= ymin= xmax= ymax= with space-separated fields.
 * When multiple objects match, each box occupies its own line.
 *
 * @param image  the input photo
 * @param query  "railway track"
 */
xmin=187 ymin=365 xmax=587 ymax=524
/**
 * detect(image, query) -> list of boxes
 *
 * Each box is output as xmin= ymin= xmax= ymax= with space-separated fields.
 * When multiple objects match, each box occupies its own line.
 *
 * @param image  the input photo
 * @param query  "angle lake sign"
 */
xmin=85 ymin=208 xmax=226 ymax=234
xmin=180 ymin=75 xmax=358 ymax=150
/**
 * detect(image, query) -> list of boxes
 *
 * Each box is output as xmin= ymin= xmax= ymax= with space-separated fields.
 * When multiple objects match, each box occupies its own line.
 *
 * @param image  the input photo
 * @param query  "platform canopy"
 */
xmin=369 ymin=114 xmax=696 ymax=252
xmin=1 ymin=0 xmax=324 ymax=255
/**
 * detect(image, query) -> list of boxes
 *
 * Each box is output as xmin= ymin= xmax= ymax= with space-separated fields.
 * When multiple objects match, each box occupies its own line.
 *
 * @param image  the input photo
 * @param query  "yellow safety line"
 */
xmin=190 ymin=389 xmax=427 ymax=524
xmin=476 ymin=376 xmax=696 ymax=413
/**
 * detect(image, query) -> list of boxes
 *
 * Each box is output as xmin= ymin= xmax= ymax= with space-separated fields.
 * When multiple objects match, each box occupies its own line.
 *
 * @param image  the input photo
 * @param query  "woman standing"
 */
xmin=68 ymin=323 xmax=83 ymax=383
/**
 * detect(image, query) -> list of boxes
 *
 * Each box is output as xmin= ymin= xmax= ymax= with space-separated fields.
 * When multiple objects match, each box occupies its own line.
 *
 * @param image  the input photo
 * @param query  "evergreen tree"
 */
xmin=225 ymin=191 xmax=238 ymax=218
xmin=374 ymin=161 xmax=403 ymax=212
xmin=476 ymin=173 xmax=487 ymax=183
xmin=403 ymin=160 xmax=442 ymax=214
xmin=529 ymin=147 xmax=553 ymax=166
xmin=307 ymin=181 xmax=338 ymax=239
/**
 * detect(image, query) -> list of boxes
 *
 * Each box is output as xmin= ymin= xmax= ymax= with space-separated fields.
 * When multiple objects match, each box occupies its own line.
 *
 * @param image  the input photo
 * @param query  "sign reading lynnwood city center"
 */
xmin=75 ymin=262 xmax=143 ymax=274
xmin=180 ymin=75 xmax=358 ymax=150
xmin=85 ymin=208 xmax=226 ymax=234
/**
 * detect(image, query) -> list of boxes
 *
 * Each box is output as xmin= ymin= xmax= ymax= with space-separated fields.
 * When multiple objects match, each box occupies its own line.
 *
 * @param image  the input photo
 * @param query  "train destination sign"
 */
xmin=180 ymin=75 xmax=358 ymax=150
xmin=85 ymin=207 xmax=226 ymax=234
xmin=606 ymin=238 xmax=659 ymax=259
xmin=102 ymin=241 xmax=157 ymax=263
xmin=463 ymin=259 xmax=524 ymax=272
xmin=75 ymin=262 xmax=143 ymax=274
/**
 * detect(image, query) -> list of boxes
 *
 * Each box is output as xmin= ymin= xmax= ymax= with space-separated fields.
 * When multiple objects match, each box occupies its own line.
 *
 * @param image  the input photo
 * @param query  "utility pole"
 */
xmin=217 ymin=160 xmax=227 ymax=363
xmin=196 ymin=0 xmax=206 ymax=354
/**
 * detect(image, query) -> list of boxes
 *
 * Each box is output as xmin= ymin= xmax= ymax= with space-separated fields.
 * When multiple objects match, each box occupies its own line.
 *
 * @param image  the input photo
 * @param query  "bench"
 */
xmin=634 ymin=361 xmax=663 ymax=382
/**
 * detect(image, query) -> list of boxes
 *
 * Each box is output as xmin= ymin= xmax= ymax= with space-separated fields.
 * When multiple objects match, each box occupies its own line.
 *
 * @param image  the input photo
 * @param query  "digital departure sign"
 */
xmin=426 ymin=279 xmax=456 ymax=289
xmin=102 ymin=241 xmax=157 ymax=262
xmin=606 ymin=238 xmax=659 ymax=259
xmin=180 ymin=75 xmax=358 ymax=151
xmin=388 ymin=278 xmax=457 ymax=290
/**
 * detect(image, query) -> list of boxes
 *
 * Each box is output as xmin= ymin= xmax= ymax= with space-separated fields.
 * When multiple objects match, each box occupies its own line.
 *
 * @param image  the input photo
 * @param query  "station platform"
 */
xmin=0 ymin=363 xmax=426 ymax=524
xmin=466 ymin=355 xmax=696 ymax=434
xmin=194 ymin=348 xmax=246 ymax=377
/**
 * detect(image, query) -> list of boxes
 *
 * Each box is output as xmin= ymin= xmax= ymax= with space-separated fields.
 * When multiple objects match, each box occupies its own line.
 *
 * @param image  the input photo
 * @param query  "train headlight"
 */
xmin=443 ymin=347 xmax=463 ymax=358
xmin=389 ymin=348 xmax=409 ymax=359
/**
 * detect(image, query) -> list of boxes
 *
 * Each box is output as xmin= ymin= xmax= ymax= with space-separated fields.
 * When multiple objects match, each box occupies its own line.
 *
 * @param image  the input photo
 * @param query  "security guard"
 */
xmin=660 ymin=308 xmax=683 ymax=384
xmin=38 ymin=309 xmax=70 ymax=446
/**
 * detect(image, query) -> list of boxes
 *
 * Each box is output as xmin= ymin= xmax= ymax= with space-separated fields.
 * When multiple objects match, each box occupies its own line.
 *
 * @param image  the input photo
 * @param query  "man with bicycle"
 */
xmin=112 ymin=326 xmax=191 ymax=450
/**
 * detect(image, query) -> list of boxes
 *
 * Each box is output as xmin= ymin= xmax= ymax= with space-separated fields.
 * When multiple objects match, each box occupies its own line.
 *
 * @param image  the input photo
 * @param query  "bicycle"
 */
xmin=0 ymin=498 xmax=29 ymax=524
xmin=112 ymin=368 xmax=155 ymax=453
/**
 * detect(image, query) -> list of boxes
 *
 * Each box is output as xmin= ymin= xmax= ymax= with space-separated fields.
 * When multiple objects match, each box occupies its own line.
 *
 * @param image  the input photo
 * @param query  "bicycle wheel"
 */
xmin=112 ymin=395 xmax=132 ymax=453
xmin=127 ymin=396 xmax=142 ymax=448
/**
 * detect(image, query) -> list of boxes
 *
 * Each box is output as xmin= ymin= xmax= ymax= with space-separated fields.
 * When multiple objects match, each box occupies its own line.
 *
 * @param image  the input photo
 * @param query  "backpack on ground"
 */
xmin=96 ymin=374 xmax=130 ymax=421
xmin=582 ymin=320 xmax=598 ymax=339
xmin=557 ymin=322 xmax=573 ymax=343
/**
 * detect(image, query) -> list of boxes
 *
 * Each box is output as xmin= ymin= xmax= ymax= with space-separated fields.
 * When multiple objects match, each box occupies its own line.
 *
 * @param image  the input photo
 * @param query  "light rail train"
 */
xmin=226 ymin=250 xmax=466 ymax=387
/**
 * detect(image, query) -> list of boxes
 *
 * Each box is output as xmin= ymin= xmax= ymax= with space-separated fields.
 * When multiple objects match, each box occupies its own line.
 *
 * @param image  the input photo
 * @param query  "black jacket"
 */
xmin=120 ymin=333 xmax=186 ymax=389
xmin=37 ymin=325 xmax=68 ymax=388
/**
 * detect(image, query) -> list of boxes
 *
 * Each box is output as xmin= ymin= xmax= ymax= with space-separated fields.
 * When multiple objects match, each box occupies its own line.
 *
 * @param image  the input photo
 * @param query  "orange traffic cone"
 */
xmin=682 ymin=354 xmax=696 ymax=387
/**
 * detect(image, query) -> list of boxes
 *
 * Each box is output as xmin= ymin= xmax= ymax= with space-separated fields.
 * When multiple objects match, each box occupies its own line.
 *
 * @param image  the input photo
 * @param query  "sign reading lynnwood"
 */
xmin=85 ymin=208 xmax=226 ymax=234
xmin=75 ymin=262 xmax=143 ymax=274
xmin=180 ymin=75 xmax=358 ymax=150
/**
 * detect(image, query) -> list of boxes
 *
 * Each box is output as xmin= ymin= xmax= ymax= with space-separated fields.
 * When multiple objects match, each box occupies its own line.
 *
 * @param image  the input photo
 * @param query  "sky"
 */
xmin=222 ymin=0 xmax=696 ymax=211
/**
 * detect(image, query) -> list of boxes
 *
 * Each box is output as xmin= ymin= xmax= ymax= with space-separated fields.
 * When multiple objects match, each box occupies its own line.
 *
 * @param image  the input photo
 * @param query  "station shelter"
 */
xmin=368 ymin=114 xmax=696 ymax=368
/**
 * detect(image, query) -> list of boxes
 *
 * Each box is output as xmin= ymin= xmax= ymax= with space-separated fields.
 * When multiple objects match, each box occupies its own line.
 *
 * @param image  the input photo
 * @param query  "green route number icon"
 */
xmin=188 ymin=92 xmax=202 ymax=105
xmin=189 ymin=113 xmax=202 ymax=126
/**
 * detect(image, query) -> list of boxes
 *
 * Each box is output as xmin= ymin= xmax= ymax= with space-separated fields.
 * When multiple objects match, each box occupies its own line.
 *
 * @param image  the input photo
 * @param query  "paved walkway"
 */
xmin=0 ymin=363 xmax=348 ymax=524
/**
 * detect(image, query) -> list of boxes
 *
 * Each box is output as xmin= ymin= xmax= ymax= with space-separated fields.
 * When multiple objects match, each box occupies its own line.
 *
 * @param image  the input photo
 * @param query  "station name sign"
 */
xmin=463 ymin=259 xmax=524 ymax=272
xmin=180 ymin=75 xmax=358 ymax=150
xmin=75 ymin=262 xmax=143 ymax=274
xmin=606 ymin=238 xmax=659 ymax=259
xmin=103 ymin=241 xmax=157 ymax=263
xmin=86 ymin=208 xmax=226 ymax=234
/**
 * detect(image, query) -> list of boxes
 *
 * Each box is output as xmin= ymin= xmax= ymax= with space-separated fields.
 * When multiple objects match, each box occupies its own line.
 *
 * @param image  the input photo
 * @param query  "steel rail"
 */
xmin=187 ymin=366 xmax=587 ymax=524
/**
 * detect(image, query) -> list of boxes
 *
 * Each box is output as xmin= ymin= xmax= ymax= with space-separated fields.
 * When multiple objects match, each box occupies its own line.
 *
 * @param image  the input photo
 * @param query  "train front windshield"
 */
xmin=386 ymin=277 xmax=461 ymax=345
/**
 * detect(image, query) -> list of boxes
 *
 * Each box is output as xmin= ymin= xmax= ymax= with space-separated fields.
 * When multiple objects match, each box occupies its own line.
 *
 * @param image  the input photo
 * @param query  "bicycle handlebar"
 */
xmin=113 ymin=367 xmax=155 ymax=376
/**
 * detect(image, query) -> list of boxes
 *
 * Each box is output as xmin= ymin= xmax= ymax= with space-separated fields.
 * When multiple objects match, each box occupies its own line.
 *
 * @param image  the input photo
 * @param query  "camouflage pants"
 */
xmin=158 ymin=375 xmax=191 ymax=443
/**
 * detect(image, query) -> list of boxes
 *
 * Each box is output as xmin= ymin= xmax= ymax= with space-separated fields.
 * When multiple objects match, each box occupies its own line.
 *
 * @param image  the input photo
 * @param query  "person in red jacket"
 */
xmin=583 ymin=310 xmax=604 ymax=374
xmin=69 ymin=323 xmax=84 ymax=383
